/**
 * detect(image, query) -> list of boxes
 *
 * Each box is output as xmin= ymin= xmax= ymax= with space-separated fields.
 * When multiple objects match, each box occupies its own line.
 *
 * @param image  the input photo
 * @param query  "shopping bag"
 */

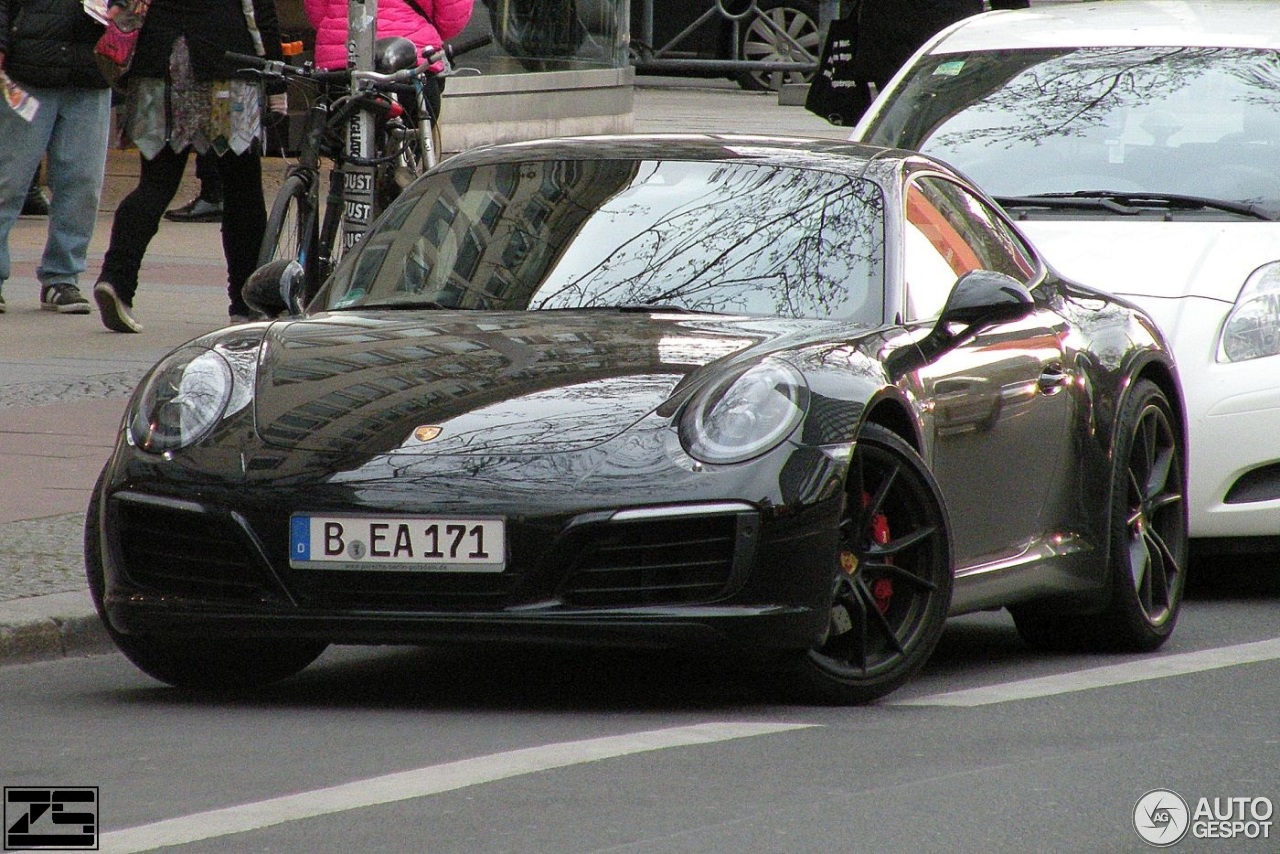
xmin=804 ymin=13 xmax=871 ymax=126
xmin=93 ymin=0 xmax=152 ymax=87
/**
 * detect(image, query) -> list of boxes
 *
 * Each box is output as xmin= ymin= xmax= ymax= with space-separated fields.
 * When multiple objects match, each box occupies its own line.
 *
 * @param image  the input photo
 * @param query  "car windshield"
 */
xmin=318 ymin=158 xmax=886 ymax=322
xmin=863 ymin=47 xmax=1280 ymax=218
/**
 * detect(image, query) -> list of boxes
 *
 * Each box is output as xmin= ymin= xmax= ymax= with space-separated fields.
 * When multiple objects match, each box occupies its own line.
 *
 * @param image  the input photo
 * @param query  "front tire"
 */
xmin=85 ymin=472 xmax=327 ymax=690
xmin=778 ymin=424 xmax=954 ymax=704
xmin=1013 ymin=379 xmax=1187 ymax=652
xmin=259 ymin=173 xmax=319 ymax=298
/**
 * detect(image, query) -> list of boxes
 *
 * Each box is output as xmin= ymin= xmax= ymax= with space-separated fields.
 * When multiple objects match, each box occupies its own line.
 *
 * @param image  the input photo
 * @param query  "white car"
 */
xmin=853 ymin=0 xmax=1280 ymax=556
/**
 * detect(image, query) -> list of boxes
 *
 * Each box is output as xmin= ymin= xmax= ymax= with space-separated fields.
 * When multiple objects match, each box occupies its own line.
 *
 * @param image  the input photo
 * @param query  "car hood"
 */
xmin=1016 ymin=220 xmax=1280 ymax=303
xmin=252 ymin=310 xmax=817 ymax=456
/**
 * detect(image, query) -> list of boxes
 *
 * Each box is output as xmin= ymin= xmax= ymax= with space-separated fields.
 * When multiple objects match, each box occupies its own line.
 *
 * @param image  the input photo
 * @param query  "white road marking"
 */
xmin=895 ymin=637 xmax=1280 ymax=707
xmin=97 ymin=721 xmax=816 ymax=853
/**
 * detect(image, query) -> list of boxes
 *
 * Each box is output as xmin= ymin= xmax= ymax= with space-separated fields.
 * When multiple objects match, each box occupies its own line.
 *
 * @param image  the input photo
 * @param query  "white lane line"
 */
xmin=895 ymin=637 xmax=1280 ymax=707
xmin=98 ymin=721 xmax=816 ymax=853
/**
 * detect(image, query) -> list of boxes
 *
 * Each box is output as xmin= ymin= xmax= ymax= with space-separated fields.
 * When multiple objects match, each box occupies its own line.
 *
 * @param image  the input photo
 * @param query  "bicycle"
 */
xmin=227 ymin=32 xmax=490 ymax=304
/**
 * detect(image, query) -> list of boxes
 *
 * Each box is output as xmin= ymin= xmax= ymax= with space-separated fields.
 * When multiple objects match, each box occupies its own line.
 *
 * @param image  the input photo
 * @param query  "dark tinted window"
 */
xmin=322 ymin=159 xmax=886 ymax=322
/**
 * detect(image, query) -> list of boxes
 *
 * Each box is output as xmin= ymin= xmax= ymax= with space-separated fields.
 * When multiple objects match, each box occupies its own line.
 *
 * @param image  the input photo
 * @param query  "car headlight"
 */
xmin=1219 ymin=261 xmax=1280 ymax=362
xmin=129 ymin=345 xmax=248 ymax=453
xmin=680 ymin=360 xmax=808 ymax=464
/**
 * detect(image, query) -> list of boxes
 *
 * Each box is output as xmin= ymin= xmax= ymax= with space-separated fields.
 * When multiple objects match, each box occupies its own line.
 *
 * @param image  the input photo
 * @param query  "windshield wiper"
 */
xmin=617 ymin=303 xmax=708 ymax=314
xmin=359 ymin=300 xmax=469 ymax=311
xmin=995 ymin=190 xmax=1276 ymax=221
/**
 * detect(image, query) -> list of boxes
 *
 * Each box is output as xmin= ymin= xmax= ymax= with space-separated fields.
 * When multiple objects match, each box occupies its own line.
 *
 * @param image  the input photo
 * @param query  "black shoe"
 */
xmin=93 ymin=281 xmax=142 ymax=332
xmin=40 ymin=283 xmax=91 ymax=314
xmin=164 ymin=196 xmax=223 ymax=223
xmin=21 ymin=184 xmax=50 ymax=216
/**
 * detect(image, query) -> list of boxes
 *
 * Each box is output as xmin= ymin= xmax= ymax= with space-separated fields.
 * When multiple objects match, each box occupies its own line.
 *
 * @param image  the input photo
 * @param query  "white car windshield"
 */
xmin=864 ymin=47 xmax=1280 ymax=218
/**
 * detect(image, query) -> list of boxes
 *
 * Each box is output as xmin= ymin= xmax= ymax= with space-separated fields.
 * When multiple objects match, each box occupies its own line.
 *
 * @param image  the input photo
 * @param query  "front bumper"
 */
xmin=96 ymin=482 xmax=842 ymax=655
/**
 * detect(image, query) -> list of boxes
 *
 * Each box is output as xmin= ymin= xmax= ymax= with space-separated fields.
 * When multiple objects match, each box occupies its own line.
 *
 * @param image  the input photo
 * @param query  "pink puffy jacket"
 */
xmin=304 ymin=0 xmax=474 ymax=70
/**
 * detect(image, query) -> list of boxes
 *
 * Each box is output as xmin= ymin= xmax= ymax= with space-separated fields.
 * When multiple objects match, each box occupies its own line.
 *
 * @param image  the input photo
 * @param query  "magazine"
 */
xmin=1 ymin=71 xmax=40 ymax=122
xmin=83 ymin=0 xmax=111 ymax=25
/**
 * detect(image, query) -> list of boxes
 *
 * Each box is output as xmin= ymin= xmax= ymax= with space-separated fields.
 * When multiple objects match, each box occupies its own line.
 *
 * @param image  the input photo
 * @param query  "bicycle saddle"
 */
xmin=374 ymin=37 xmax=420 ymax=74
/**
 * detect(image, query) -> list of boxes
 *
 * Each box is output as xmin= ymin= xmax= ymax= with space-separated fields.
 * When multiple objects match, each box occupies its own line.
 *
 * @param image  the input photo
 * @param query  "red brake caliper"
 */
xmin=839 ymin=495 xmax=895 ymax=614
xmin=868 ymin=494 xmax=894 ymax=615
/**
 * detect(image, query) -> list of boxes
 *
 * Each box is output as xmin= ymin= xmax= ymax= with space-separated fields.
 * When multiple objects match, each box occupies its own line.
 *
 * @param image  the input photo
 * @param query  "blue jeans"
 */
xmin=0 ymin=82 xmax=112 ymax=294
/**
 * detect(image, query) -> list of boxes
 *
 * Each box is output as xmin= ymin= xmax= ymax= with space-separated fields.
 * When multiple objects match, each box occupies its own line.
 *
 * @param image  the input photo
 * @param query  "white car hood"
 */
xmin=1015 ymin=220 xmax=1280 ymax=303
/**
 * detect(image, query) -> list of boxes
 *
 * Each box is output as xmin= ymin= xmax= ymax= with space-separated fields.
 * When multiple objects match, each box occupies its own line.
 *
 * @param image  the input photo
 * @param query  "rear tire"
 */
xmin=1013 ymin=379 xmax=1187 ymax=652
xmin=85 ymin=472 xmax=327 ymax=690
xmin=776 ymin=424 xmax=954 ymax=704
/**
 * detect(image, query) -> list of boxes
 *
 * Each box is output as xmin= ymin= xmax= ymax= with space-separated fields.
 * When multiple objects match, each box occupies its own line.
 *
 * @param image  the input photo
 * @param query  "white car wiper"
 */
xmin=996 ymin=190 xmax=1277 ymax=221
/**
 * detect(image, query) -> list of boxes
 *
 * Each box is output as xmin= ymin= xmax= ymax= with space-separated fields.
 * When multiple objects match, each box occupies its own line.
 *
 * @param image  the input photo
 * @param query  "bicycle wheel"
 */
xmin=259 ymin=173 xmax=319 ymax=275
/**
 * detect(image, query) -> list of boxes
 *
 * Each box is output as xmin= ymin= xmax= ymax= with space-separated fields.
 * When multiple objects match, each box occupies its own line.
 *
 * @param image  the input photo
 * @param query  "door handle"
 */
xmin=1038 ymin=364 xmax=1069 ymax=394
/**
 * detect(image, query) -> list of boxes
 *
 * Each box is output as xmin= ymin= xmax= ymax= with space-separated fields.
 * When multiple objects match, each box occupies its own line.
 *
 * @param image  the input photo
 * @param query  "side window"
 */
xmin=903 ymin=176 xmax=1038 ymax=320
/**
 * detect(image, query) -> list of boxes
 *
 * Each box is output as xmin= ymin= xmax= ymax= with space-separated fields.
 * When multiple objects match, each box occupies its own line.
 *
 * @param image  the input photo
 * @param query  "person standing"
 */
xmin=0 ymin=0 xmax=113 ymax=316
xmin=22 ymin=166 xmax=51 ymax=217
xmin=93 ymin=0 xmax=286 ymax=332
xmin=164 ymin=150 xmax=224 ymax=223
xmin=304 ymin=0 xmax=474 ymax=123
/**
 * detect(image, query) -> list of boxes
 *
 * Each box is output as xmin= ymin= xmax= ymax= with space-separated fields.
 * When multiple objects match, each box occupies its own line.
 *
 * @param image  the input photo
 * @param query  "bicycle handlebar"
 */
xmin=226 ymin=31 xmax=493 ymax=87
xmin=431 ymin=32 xmax=494 ymax=64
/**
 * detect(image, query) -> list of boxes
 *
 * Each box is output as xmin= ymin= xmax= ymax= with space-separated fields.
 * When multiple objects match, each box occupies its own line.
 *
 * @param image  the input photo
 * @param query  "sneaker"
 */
xmin=40 ymin=283 xmax=91 ymax=314
xmin=93 ymin=281 xmax=142 ymax=332
xmin=0 ymin=291 xmax=6 ymax=314
xmin=164 ymin=196 xmax=223 ymax=223
xmin=21 ymin=184 xmax=50 ymax=216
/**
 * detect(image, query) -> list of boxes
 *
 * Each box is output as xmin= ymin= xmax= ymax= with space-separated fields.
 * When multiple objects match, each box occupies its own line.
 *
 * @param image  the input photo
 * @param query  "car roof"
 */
xmin=932 ymin=0 xmax=1280 ymax=52
xmin=440 ymin=133 xmax=920 ymax=180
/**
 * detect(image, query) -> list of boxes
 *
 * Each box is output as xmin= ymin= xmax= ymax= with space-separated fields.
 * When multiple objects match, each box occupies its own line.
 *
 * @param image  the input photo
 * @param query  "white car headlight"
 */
xmin=1219 ymin=261 xmax=1280 ymax=362
xmin=680 ymin=360 xmax=808 ymax=464
xmin=129 ymin=346 xmax=242 ymax=453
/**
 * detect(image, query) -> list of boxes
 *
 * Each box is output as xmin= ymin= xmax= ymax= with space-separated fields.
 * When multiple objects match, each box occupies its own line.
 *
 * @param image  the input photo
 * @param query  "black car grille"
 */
xmin=115 ymin=500 xmax=280 ymax=601
xmin=559 ymin=514 xmax=744 ymax=607
xmin=287 ymin=570 xmax=519 ymax=612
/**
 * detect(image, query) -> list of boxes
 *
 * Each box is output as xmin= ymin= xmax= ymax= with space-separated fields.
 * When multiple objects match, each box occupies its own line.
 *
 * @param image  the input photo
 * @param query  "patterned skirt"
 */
xmin=119 ymin=36 xmax=263 ymax=160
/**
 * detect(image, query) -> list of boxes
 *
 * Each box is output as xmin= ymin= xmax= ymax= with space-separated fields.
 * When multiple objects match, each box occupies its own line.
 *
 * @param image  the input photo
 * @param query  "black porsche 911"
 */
xmin=86 ymin=135 xmax=1189 ymax=704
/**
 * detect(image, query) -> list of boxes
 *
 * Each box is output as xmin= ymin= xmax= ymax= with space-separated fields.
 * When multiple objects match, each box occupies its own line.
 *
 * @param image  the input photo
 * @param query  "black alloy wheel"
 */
xmin=1013 ymin=379 xmax=1188 ymax=651
xmin=782 ymin=423 xmax=954 ymax=704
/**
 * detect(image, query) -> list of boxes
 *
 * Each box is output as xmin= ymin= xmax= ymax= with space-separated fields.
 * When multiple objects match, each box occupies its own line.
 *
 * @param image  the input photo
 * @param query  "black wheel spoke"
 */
xmin=855 ymin=576 xmax=908 ymax=655
xmin=861 ymin=556 xmax=939 ymax=593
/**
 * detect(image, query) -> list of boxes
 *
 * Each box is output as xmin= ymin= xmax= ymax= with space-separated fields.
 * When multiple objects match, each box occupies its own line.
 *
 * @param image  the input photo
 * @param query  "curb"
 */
xmin=0 ymin=590 xmax=113 ymax=666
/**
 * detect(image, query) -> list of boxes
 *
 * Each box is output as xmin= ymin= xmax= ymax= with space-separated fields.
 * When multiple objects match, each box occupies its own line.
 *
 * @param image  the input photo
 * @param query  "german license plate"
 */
xmin=289 ymin=514 xmax=505 ymax=571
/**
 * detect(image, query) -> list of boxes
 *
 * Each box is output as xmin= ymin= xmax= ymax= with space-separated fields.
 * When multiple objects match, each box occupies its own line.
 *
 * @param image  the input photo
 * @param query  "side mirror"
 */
xmin=243 ymin=259 xmax=306 ymax=318
xmin=884 ymin=270 xmax=1034 ymax=377
xmin=938 ymin=270 xmax=1034 ymax=328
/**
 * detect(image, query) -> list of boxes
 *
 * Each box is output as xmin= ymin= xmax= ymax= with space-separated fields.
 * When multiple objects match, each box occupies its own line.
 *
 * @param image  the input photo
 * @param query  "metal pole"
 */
xmin=342 ymin=0 xmax=378 ymax=253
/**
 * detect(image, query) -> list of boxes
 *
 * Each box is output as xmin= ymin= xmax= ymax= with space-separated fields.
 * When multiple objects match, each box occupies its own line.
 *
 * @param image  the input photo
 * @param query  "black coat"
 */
xmin=127 ymin=0 xmax=284 ymax=83
xmin=854 ymin=0 xmax=983 ymax=88
xmin=0 ymin=0 xmax=110 ymax=89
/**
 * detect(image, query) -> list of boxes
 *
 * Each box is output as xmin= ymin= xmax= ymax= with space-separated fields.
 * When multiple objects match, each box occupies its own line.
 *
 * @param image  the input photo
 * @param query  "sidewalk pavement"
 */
xmin=0 ymin=80 xmax=849 ymax=666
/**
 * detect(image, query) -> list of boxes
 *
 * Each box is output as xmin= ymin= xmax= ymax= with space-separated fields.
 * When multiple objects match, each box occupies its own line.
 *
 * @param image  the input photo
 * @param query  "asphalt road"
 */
xmin=3 ymin=570 xmax=1277 ymax=853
